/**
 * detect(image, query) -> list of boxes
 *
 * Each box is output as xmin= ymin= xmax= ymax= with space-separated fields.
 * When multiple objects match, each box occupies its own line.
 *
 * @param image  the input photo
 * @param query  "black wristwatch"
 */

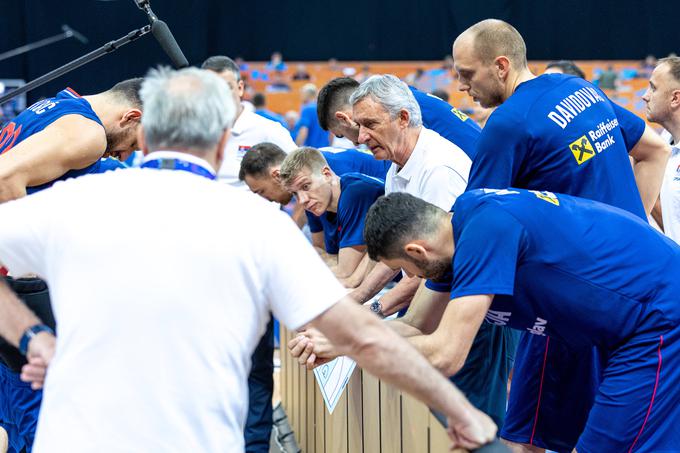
xmin=19 ymin=324 xmax=54 ymax=356
xmin=370 ymin=300 xmax=385 ymax=318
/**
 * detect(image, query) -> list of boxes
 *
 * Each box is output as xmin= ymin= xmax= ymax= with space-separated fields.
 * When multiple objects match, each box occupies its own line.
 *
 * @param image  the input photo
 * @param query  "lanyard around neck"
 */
xmin=141 ymin=158 xmax=216 ymax=180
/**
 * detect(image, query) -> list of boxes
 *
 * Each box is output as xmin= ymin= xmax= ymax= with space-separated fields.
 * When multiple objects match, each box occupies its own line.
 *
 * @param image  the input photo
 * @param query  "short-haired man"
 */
xmin=317 ymin=76 xmax=480 ymax=160
xmin=0 ymin=78 xmax=142 ymax=452
xmin=280 ymin=147 xmax=384 ymax=284
xmin=543 ymin=60 xmax=586 ymax=79
xmin=202 ymin=56 xmax=296 ymax=188
xmin=359 ymin=189 xmax=680 ymax=453
xmin=0 ymin=66 xmax=497 ymax=452
xmin=643 ymin=57 xmax=680 ymax=245
xmin=453 ymin=18 xmax=670 ymax=452
xmin=295 ymin=83 xmax=329 ymax=148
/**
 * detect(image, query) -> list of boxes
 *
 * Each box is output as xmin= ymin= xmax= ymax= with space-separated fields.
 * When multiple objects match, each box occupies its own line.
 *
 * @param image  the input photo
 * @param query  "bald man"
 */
xmin=452 ymin=19 xmax=669 ymax=453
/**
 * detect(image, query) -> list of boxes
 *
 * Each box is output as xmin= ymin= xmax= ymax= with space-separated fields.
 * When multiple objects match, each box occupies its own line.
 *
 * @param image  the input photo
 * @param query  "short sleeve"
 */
xmin=610 ymin=101 xmax=645 ymax=151
xmin=420 ymin=165 xmax=466 ymax=211
xmin=451 ymin=207 xmax=526 ymax=299
xmin=0 ymin=191 xmax=56 ymax=277
xmin=467 ymin=113 xmax=530 ymax=191
xmin=337 ymin=180 xmax=383 ymax=249
xmin=298 ymin=106 xmax=314 ymax=129
xmin=263 ymin=210 xmax=347 ymax=330
xmin=306 ymin=211 xmax=324 ymax=233
xmin=425 ymin=266 xmax=453 ymax=293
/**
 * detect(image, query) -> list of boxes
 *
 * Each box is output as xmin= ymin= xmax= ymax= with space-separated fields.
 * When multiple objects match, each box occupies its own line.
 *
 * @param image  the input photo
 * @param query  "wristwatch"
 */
xmin=369 ymin=300 xmax=385 ymax=318
xmin=19 ymin=324 xmax=54 ymax=356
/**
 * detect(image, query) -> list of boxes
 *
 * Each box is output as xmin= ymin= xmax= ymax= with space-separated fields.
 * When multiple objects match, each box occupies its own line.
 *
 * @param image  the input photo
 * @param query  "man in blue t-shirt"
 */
xmin=295 ymin=84 xmax=329 ymax=148
xmin=361 ymin=190 xmax=680 ymax=453
xmin=279 ymin=147 xmax=383 ymax=286
xmin=452 ymin=19 xmax=670 ymax=452
xmin=0 ymin=80 xmax=143 ymax=453
xmin=316 ymin=77 xmax=480 ymax=160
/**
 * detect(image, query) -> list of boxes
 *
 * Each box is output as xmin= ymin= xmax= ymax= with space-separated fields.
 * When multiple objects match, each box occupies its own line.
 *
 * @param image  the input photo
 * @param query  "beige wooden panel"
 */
xmin=401 ymin=392 xmax=429 ymax=453
xmin=299 ymin=367 xmax=307 ymax=452
xmin=346 ymin=369 xmax=363 ymax=453
xmin=292 ymin=348 xmax=300 ymax=438
xmin=380 ymin=381 xmax=402 ymax=453
xmin=325 ymin=391 xmax=348 ymax=453
xmin=306 ymin=370 xmax=316 ymax=452
xmin=362 ymin=371 xmax=381 ymax=452
xmin=315 ymin=382 xmax=326 ymax=453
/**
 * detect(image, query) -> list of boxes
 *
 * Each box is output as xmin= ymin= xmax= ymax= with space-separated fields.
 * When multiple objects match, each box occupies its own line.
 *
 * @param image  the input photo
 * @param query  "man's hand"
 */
xmin=288 ymin=328 xmax=339 ymax=370
xmin=21 ymin=331 xmax=55 ymax=389
xmin=447 ymin=406 xmax=497 ymax=450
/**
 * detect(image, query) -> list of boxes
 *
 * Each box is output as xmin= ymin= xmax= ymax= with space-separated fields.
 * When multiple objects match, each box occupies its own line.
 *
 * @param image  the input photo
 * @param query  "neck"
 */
xmin=394 ymin=126 xmax=421 ymax=167
xmin=504 ymin=67 xmax=536 ymax=101
xmin=327 ymin=174 xmax=341 ymax=212
xmin=84 ymin=93 xmax=124 ymax=129
xmin=234 ymin=102 xmax=245 ymax=122
xmin=443 ymin=213 xmax=455 ymax=256
xmin=661 ymin=115 xmax=680 ymax=144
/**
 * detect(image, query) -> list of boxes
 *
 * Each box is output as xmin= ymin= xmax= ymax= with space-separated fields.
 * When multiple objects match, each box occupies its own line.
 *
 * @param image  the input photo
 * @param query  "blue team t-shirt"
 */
xmin=0 ymin=87 xmax=106 ymax=193
xmin=298 ymin=103 xmax=329 ymax=148
xmin=410 ymin=87 xmax=480 ymax=160
xmin=466 ymin=73 xmax=646 ymax=220
xmin=306 ymin=149 xmax=388 ymax=242
xmin=312 ymin=173 xmax=384 ymax=254
xmin=447 ymin=188 xmax=680 ymax=349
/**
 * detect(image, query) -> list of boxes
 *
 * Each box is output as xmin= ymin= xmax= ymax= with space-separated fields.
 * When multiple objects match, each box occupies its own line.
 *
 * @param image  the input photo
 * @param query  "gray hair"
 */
xmin=349 ymin=74 xmax=422 ymax=127
xmin=140 ymin=66 xmax=236 ymax=153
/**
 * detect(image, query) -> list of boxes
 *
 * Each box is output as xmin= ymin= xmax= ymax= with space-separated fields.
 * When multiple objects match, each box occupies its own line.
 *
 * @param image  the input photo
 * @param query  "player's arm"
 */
xmin=390 ymin=280 xmax=451 ymax=336
xmin=330 ymin=246 xmax=365 ymax=279
xmin=377 ymin=275 xmax=421 ymax=316
xmin=295 ymin=126 xmax=309 ymax=146
xmin=651 ymin=196 xmax=664 ymax=231
xmin=347 ymin=261 xmax=400 ymax=303
xmin=628 ymin=125 xmax=671 ymax=214
xmin=407 ymin=294 xmax=493 ymax=376
xmin=340 ymin=253 xmax=374 ymax=289
xmin=0 ymin=115 xmax=105 ymax=202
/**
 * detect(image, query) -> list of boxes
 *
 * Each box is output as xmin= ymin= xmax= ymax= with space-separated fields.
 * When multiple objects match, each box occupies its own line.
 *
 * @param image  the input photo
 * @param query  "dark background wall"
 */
xmin=0 ymin=0 xmax=676 ymax=103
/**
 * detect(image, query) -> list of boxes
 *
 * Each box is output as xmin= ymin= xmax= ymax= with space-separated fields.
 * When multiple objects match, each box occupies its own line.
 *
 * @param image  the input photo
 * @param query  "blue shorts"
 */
xmin=500 ymin=333 xmax=600 ymax=452
xmin=577 ymin=318 xmax=680 ymax=452
xmin=0 ymin=362 xmax=41 ymax=453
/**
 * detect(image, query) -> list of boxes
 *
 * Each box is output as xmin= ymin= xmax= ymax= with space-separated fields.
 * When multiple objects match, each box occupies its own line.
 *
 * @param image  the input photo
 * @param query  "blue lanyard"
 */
xmin=141 ymin=158 xmax=216 ymax=180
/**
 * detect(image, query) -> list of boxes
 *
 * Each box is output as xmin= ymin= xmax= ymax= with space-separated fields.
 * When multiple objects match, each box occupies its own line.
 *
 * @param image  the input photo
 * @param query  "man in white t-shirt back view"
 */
xmin=643 ymin=56 xmax=680 ymax=244
xmin=0 ymin=66 xmax=498 ymax=452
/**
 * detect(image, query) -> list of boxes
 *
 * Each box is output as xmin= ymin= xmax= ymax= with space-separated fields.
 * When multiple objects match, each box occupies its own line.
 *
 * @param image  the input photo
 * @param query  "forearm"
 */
xmin=295 ymin=127 xmax=309 ymax=146
xmin=0 ymin=174 xmax=28 ymax=203
xmin=379 ymin=276 xmax=421 ymax=316
xmin=651 ymin=197 xmax=664 ymax=231
xmin=340 ymin=254 xmax=373 ymax=289
xmin=387 ymin=319 xmax=425 ymax=338
xmin=0 ymin=279 xmax=41 ymax=347
xmin=407 ymin=333 xmax=468 ymax=377
xmin=633 ymin=158 xmax=667 ymax=214
xmin=347 ymin=261 xmax=399 ymax=303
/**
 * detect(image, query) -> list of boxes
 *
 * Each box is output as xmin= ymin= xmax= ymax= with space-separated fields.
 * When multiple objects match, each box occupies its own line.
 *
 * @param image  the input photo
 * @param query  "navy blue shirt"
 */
xmin=410 ymin=87 xmax=480 ymax=160
xmin=447 ymin=188 xmax=680 ymax=349
xmin=312 ymin=173 xmax=384 ymax=254
xmin=298 ymin=103 xmax=329 ymax=148
xmin=307 ymin=149 xmax=389 ymax=244
xmin=0 ymin=88 xmax=107 ymax=193
xmin=467 ymin=74 xmax=646 ymax=220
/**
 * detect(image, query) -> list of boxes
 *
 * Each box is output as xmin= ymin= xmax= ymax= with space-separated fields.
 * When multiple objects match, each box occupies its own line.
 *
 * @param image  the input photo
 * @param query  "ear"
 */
xmin=121 ymin=108 xmax=142 ymax=127
xmin=398 ymin=108 xmax=411 ymax=129
xmin=137 ymin=126 xmax=150 ymax=156
xmin=671 ymin=89 xmax=680 ymax=109
xmin=271 ymin=167 xmax=281 ymax=181
xmin=495 ymin=56 xmax=512 ymax=80
xmin=321 ymin=165 xmax=333 ymax=178
xmin=334 ymin=110 xmax=352 ymax=125
xmin=237 ymin=80 xmax=245 ymax=99
xmin=403 ymin=242 xmax=428 ymax=260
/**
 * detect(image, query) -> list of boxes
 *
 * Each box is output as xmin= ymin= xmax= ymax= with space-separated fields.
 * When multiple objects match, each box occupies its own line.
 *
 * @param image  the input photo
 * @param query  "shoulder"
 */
xmin=419 ymin=128 xmax=472 ymax=167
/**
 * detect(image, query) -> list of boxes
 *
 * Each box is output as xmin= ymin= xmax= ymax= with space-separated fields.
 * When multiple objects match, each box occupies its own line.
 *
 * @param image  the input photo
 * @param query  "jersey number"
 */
xmin=0 ymin=122 xmax=22 ymax=155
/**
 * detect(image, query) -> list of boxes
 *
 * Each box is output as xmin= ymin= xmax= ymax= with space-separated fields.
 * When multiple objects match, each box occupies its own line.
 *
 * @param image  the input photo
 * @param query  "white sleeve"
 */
xmin=0 ymin=190 xmax=56 ymax=277
xmin=262 ymin=211 xmax=347 ymax=330
xmin=420 ymin=165 xmax=467 ymax=211
xmin=267 ymin=123 xmax=298 ymax=153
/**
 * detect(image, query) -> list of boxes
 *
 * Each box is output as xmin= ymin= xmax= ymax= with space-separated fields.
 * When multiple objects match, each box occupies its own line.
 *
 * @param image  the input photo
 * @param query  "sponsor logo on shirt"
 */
xmin=450 ymin=107 xmax=470 ymax=122
xmin=547 ymin=87 xmax=606 ymax=129
xmin=529 ymin=190 xmax=560 ymax=206
xmin=569 ymin=135 xmax=596 ymax=165
xmin=485 ymin=310 xmax=511 ymax=326
xmin=527 ymin=317 xmax=548 ymax=336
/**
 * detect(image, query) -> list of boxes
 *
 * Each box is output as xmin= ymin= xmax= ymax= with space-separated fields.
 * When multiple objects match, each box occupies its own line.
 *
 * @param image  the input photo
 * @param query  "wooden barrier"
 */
xmin=280 ymin=326 xmax=463 ymax=453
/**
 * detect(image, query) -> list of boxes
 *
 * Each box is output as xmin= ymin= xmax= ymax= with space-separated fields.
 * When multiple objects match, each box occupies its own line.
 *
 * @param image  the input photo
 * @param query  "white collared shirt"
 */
xmin=219 ymin=108 xmax=296 ymax=187
xmin=0 ymin=167 xmax=345 ymax=453
xmin=385 ymin=127 xmax=471 ymax=210
xmin=660 ymin=130 xmax=680 ymax=244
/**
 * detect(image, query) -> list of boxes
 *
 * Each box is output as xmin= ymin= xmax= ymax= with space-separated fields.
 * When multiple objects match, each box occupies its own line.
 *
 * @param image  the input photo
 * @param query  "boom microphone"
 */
xmin=151 ymin=20 xmax=188 ymax=68
xmin=62 ymin=25 xmax=89 ymax=45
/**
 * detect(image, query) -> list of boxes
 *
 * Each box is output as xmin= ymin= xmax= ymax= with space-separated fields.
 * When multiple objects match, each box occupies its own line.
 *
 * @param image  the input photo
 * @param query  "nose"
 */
xmin=642 ymin=90 xmax=650 ymax=102
xmin=357 ymin=125 xmax=370 ymax=144
xmin=297 ymin=192 xmax=309 ymax=205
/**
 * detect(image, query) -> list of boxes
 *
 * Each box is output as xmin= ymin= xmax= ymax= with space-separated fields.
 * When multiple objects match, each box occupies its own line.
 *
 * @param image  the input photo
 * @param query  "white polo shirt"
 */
xmin=220 ymin=108 xmax=297 ymax=187
xmin=385 ymin=127 xmax=471 ymax=210
xmin=660 ymin=130 xmax=680 ymax=244
xmin=0 ymin=152 xmax=345 ymax=453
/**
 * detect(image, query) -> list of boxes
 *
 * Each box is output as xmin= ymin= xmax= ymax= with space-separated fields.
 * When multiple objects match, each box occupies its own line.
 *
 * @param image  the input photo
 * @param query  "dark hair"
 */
xmin=201 ymin=55 xmax=241 ymax=80
xmin=545 ymin=60 xmax=585 ymax=79
xmin=364 ymin=192 xmax=444 ymax=260
xmin=238 ymin=142 xmax=287 ymax=181
xmin=430 ymin=89 xmax=449 ymax=103
xmin=252 ymin=93 xmax=266 ymax=108
xmin=108 ymin=77 xmax=144 ymax=108
xmin=317 ymin=77 xmax=359 ymax=130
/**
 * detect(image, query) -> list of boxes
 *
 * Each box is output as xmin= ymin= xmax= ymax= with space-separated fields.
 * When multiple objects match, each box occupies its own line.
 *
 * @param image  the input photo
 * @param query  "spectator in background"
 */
xmin=252 ymin=93 xmax=287 ymax=128
xmin=284 ymin=110 xmax=300 ymax=140
xmin=643 ymin=56 xmax=680 ymax=244
xmin=266 ymin=70 xmax=291 ymax=93
xmin=292 ymin=64 xmax=311 ymax=81
xmin=296 ymin=84 xmax=329 ymax=147
xmin=430 ymin=89 xmax=449 ymax=103
xmin=595 ymin=65 xmax=618 ymax=90
xmin=235 ymin=56 xmax=249 ymax=72
xmin=265 ymin=51 xmax=286 ymax=71
xmin=639 ymin=54 xmax=658 ymax=78
xmin=544 ymin=60 xmax=586 ymax=79
xmin=354 ymin=64 xmax=372 ymax=84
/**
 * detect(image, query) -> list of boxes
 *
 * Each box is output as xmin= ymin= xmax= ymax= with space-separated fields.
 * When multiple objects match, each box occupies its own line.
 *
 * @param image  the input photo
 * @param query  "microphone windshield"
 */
xmin=151 ymin=20 xmax=188 ymax=68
